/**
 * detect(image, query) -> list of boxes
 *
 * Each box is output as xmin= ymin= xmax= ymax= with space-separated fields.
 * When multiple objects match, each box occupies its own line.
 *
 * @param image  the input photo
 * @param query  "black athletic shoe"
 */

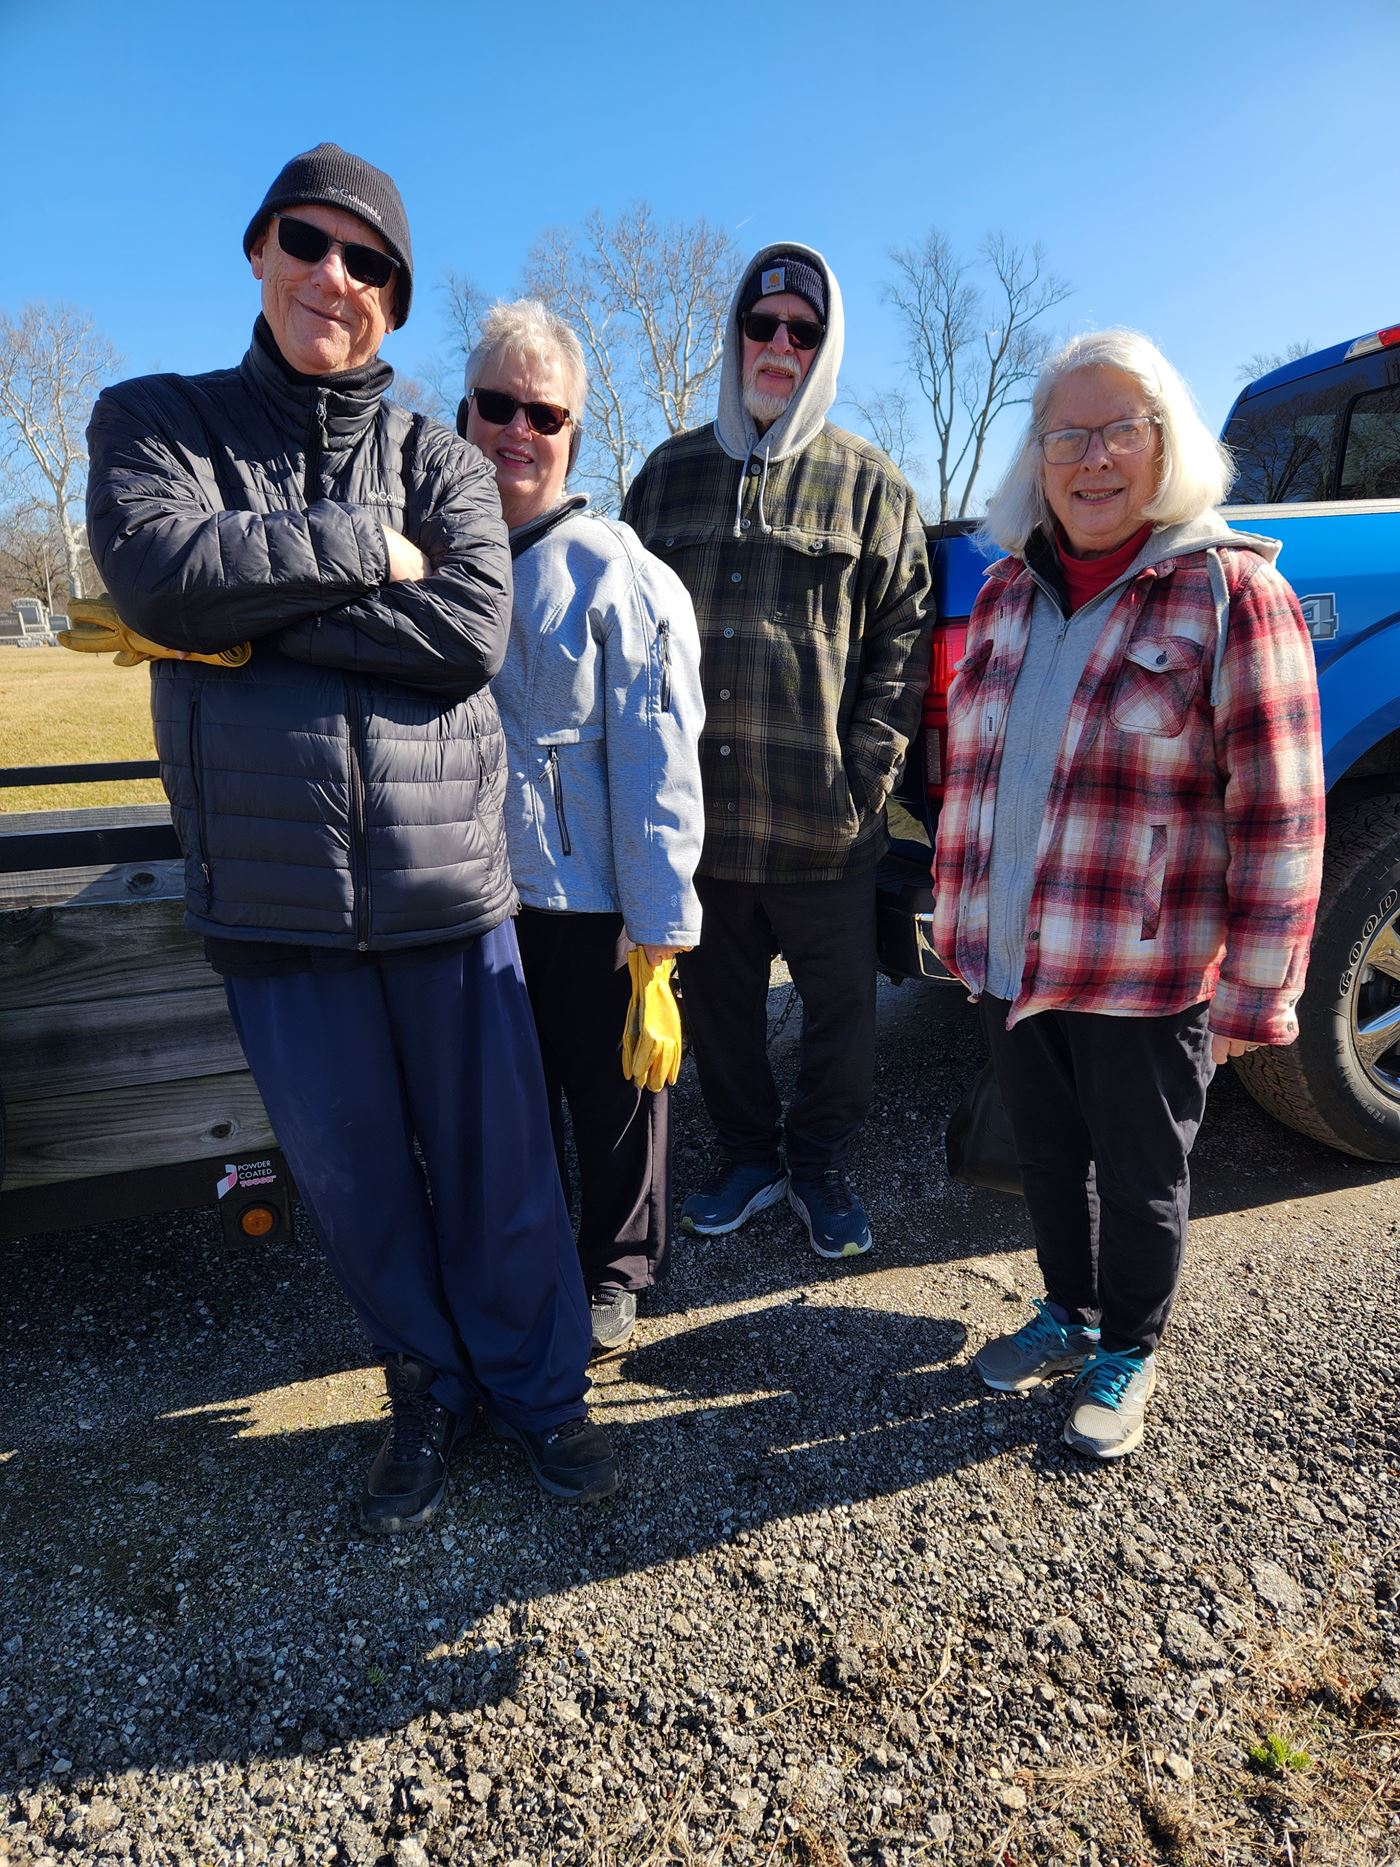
xmin=359 ymin=1354 xmax=464 ymax=1535
xmin=589 ymin=1286 xmax=637 ymax=1355
xmin=491 ymin=1413 xmax=619 ymax=1500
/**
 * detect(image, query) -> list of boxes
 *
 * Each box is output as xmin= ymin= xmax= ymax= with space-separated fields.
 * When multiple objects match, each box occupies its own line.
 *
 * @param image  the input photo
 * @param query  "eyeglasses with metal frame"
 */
xmin=1038 ymin=416 xmax=1160 ymax=466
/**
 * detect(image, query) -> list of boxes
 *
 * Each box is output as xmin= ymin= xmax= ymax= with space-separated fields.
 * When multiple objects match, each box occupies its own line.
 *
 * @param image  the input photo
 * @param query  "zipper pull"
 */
xmin=657 ymin=618 xmax=672 ymax=712
xmin=546 ymin=747 xmax=572 ymax=854
xmin=305 ymin=391 xmax=329 ymax=500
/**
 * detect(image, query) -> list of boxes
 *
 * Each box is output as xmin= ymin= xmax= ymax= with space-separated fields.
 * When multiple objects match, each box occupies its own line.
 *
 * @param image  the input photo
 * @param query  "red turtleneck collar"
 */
xmin=1056 ymin=522 xmax=1153 ymax=615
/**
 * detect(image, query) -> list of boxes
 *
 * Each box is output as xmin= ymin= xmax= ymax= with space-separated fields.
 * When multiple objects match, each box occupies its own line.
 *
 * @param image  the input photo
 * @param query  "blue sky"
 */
xmin=4 ymin=0 xmax=1398 ymax=499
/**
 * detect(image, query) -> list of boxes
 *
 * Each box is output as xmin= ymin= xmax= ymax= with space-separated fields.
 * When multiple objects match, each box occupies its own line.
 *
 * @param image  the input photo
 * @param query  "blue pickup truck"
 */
xmin=878 ymin=325 xmax=1400 ymax=1163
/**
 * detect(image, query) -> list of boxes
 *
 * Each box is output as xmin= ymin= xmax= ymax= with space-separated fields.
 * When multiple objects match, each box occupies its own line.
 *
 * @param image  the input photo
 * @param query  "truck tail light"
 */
xmin=922 ymin=619 xmax=969 ymax=802
xmin=1345 ymin=325 xmax=1400 ymax=360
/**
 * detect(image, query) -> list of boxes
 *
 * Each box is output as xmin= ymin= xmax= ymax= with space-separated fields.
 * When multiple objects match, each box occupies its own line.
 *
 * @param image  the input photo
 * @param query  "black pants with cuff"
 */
xmin=979 ymin=996 xmax=1215 ymax=1354
xmin=678 ymin=862 xmax=877 ymax=1179
xmin=514 ymin=907 xmax=669 ymax=1296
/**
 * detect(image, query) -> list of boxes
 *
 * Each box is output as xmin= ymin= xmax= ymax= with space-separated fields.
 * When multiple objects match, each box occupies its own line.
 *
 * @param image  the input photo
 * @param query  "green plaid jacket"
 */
xmin=622 ymin=422 xmax=933 ymax=882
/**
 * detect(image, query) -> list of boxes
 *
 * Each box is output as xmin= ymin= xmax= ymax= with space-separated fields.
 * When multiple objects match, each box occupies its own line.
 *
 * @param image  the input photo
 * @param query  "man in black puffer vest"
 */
xmin=87 ymin=144 xmax=616 ymax=1528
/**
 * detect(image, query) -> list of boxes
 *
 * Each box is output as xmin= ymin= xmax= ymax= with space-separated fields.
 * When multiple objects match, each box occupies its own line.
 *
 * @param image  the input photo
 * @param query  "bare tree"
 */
xmin=883 ymin=231 xmax=1070 ymax=520
xmin=0 ymin=302 xmax=119 ymax=600
xmin=525 ymin=222 xmax=639 ymax=511
xmin=845 ymin=384 xmax=919 ymax=472
xmin=843 ymin=385 xmax=930 ymax=512
xmin=522 ymin=205 xmax=740 ymax=510
xmin=1236 ymin=340 xmax=1313 ymax=383
xmin=393 ymin=372 xmax=453 ymax=425
xmin=400 ymin=269 xmax=489 ymax=426
xmin=0 ymin=498 xmax=97 ymax=609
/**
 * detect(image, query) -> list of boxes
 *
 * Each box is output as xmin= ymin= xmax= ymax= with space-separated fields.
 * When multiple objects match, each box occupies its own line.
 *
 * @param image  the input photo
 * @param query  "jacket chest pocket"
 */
xmin=1109 ymin=635 xmax=1205 ymax=738
xmin=768 ymin=527 xmax=860 ymax=635
xmin=641 ymin=518 xmax=717 ymax=582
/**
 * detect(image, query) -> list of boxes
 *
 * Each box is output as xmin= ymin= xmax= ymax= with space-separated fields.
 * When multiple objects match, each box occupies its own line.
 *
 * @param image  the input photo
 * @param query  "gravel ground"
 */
xmin=2 ymin=977 xmax=1398 ymax=1867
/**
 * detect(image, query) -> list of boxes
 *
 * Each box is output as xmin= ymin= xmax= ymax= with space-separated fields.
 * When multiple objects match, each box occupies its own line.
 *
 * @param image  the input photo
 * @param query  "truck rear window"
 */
xmin=1224 ymin=377 xmax=1348 ymax=504
xmin=1338 ymin=385 xmax=1400 ymax=498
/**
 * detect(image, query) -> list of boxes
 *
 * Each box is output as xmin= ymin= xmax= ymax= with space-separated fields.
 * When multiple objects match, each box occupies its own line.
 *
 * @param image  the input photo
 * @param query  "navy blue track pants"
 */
xmin=223 ymin=924 xmax=592 ymax=1428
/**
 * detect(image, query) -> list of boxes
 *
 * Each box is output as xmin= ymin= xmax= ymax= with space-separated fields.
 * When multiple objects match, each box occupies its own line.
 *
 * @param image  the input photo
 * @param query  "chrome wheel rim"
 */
xmin=1348 ymin=899 xmax=1400 ymax=1099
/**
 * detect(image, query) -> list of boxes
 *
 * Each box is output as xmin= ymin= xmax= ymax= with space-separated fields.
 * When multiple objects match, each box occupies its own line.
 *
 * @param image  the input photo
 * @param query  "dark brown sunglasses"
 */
xmin=463 ymin=388 xmax=573 ymax=436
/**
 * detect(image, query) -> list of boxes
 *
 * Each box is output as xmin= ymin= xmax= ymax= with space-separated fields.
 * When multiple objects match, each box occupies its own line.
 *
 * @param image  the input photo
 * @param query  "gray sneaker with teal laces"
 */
xmin=1062 ymin=1348 xmax=1157 ymax=1459
xmin=972 ymin=1298 xmax=1100 ymax=1392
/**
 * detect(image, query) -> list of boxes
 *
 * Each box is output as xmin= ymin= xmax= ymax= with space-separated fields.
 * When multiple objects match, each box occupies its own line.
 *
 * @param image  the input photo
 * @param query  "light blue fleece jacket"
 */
xmin=493 ymin=498 xmax=706 ymax=948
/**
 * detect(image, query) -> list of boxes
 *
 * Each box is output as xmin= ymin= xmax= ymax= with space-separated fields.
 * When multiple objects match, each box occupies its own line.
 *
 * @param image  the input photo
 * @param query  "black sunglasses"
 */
xmin=464 ymin=388 xmax=573 ymax=437
xmin=273 ymin=214 xmax=399 ymax=291
xmin=741 ymin=311 xmax=825 ymax=351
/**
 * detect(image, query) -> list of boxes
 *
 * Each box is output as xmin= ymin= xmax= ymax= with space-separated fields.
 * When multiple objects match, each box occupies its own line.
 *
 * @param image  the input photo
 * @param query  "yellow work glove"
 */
xmin=621 ymin=947 xmax=683 ymax=1092
xmin=61 ymin=596 xmax=251 ymax=668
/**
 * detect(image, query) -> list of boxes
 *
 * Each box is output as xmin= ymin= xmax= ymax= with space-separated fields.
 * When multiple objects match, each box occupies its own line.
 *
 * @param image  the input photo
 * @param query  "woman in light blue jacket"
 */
xmin=460 ymin=300 xmax=705 ymax=1354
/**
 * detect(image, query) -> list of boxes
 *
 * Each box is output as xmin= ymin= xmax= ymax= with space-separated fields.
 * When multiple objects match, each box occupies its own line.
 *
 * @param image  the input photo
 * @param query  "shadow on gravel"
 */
xmin=5 ymin=974 xmax=1397 ymax=1798
xmin=1187 ymin=1059 xmax=1400 ymax=1215
xmin=0 ymin=1288 xmax=1057 ymax=1793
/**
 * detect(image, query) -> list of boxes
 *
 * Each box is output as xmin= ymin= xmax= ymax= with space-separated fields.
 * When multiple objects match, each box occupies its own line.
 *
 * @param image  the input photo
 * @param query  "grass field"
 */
xmin=1 ymin=647 xmax=164 ymax=812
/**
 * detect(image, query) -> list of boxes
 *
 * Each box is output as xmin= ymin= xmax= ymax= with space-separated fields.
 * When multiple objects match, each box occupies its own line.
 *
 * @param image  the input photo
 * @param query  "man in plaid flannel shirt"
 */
xmin=623 ymin=243 xmax=932 ymax=1259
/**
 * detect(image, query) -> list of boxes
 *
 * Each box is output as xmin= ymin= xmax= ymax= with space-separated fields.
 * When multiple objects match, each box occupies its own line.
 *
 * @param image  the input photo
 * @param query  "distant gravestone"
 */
xmin=3 ymin=598 xmax=62 ymax=646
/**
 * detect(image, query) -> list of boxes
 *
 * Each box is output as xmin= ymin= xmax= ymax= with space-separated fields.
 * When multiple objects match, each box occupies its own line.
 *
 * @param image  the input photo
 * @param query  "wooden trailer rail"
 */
xmin=0 ymin=764 xmax=291 ymax=1243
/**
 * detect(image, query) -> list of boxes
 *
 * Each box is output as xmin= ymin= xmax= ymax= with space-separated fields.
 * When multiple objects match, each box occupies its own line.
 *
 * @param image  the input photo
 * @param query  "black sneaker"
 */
xmin=787 ymin=1168 xmax=873 ymax=1260
xmin=589 ymin=1286 xmax=637 ymax=1355
xmin=360 ymin=1354 xmax=465 ymax=1535
xmin=491 ymin=1413 xmax=619 ymax=1500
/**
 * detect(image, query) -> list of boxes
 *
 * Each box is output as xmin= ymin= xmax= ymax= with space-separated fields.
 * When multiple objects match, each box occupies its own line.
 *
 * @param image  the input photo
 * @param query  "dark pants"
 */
xmin=678 ymin=863 xmax=876 ymax=1177
xmin=979 ymin=996 xmax=1215 ymax=1354
xmin=223 ymin=924 xmax=592 ymax=1429
xmin=514 ymin=908 xmax=669 ymax=1296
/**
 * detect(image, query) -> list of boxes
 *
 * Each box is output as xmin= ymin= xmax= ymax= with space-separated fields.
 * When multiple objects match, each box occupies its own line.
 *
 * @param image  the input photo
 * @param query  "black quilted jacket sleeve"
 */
xmin=86 ymin=376 xmax=511 ymax=699
xmin=274 ymin=428 xmax=511 ymax=698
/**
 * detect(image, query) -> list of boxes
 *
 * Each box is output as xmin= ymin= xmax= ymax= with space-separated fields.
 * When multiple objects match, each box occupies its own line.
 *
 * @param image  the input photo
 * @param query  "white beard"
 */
xmin=742 ymin=351 xmax=800 ymax=427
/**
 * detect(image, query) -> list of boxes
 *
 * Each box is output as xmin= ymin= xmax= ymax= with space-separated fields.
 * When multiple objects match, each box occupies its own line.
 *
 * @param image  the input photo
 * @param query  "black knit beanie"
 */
xmin=737 ymin=252 xmax=826 ymax=326
xmin=242 ymin=143 xmax=414 ymax=327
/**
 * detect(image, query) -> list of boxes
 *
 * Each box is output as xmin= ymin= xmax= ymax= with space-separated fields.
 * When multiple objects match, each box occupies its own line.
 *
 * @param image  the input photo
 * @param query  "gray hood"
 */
xmin=714 ymin=240 xmax=844 ymax=465
xmin=1135 ymin=509 xmax=1282 ymax=571
xmin=1127 ymin=512 xmax=1284 ymax=709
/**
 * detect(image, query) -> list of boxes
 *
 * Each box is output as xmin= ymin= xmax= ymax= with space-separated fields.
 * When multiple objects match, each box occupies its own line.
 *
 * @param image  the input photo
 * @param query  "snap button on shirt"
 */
xmin=730 ymin=572 xmax=742 ymax=584
xmin=719 ymin=745 xmax=732 ymax=757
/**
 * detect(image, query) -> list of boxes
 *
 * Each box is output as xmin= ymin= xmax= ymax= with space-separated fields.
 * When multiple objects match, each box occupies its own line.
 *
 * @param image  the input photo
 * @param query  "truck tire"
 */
xmin=1236 ymin=792 xmax=1400 ymax=1161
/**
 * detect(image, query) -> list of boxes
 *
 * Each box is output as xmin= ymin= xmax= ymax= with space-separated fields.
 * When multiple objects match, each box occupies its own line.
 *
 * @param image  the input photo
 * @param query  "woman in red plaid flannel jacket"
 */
xmin=933 ymin=329 xmax=1324 ymax=1460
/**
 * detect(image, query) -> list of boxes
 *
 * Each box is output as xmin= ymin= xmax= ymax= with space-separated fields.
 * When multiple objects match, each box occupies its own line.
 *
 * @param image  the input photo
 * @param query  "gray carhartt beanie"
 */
xmin=242 ymin=143 xmax=413 ymax=326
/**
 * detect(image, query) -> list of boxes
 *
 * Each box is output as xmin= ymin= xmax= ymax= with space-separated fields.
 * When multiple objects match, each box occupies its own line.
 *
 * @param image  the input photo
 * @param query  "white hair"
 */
xmin=980 ymin=328 xmax=1235 ymax=557
xmin=463 ymin=298 xmax=587 ymax=421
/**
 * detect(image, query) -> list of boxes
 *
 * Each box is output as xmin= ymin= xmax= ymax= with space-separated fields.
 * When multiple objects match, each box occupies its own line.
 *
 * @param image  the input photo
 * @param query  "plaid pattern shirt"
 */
xmin=931 ymin=544 xmax=1325 ymax=1045
xmin=622 ymin=423 xmax=932 ymax=882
